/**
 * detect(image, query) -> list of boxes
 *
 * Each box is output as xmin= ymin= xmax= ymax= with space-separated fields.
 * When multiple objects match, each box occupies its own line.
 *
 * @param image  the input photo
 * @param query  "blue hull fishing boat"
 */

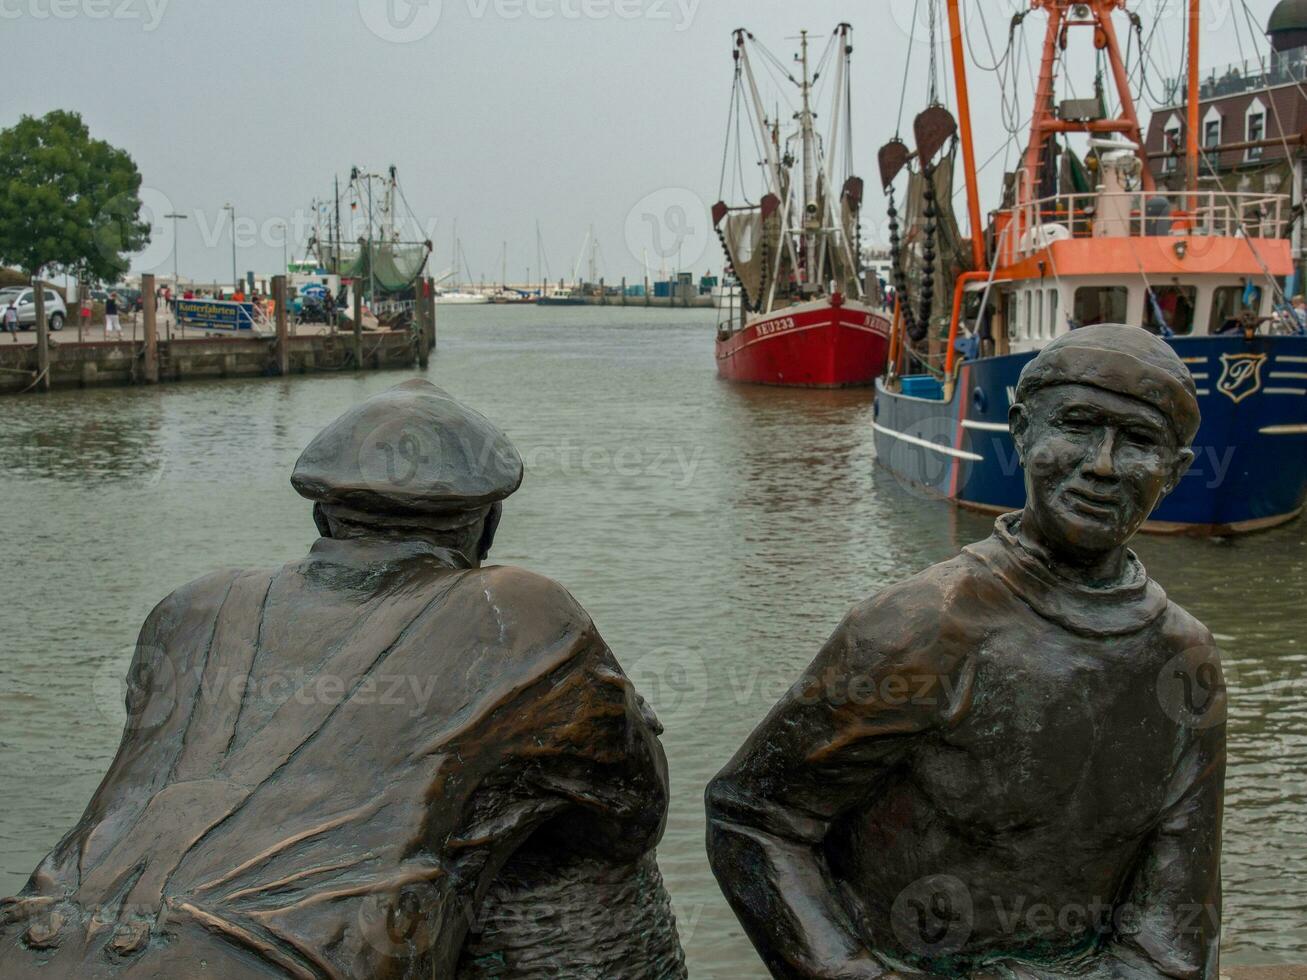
xmin=874 ymin=0 xmax=1307 ymax=534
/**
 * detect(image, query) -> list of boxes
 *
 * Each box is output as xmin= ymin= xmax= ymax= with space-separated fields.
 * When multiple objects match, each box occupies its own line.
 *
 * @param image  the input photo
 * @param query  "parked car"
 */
xmin=0 ymin=286 xmax=66 ymax=331
xmin=91 ymin=287 xmax=143 ymax=311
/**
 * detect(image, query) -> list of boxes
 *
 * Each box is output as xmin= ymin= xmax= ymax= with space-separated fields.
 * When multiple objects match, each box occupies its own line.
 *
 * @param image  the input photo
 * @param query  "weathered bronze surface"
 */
xmin=1 ymin=379 xmax=686 ymax=979
xmin=707 ymin=325 xmax=1227 ymax=979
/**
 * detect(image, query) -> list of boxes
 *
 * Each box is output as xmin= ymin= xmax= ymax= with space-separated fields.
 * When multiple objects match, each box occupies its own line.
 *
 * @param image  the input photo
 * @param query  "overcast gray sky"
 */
xmin=1 ymin=0 xmax=1284 ymax=285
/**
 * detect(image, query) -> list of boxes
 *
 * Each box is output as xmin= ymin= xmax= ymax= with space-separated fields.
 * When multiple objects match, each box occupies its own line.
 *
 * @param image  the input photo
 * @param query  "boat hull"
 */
xmin=715 ymin=300 xmax=891 ymax=387
xmin=873 ymin=334 xmax=1307 ymax=535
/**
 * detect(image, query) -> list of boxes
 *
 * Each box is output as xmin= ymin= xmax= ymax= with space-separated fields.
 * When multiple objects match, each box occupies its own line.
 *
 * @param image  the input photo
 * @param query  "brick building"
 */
xmin=1144 ymin=0 xmax=1307 ymax=286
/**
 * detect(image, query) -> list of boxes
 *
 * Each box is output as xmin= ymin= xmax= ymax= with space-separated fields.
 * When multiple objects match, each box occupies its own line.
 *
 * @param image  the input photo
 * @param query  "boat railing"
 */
xmin=998 ymin=190 xmax=1290 ymax=262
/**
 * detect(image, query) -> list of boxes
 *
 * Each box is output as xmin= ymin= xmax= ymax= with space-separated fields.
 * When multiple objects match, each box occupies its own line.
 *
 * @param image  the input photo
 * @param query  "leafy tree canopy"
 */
xmin=0 ymin=110 xmax=150 ymax=282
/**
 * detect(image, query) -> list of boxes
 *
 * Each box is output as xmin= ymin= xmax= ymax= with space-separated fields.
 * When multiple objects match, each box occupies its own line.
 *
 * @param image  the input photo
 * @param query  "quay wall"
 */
xmin=0 ymin=330 xmax=422 ymax=395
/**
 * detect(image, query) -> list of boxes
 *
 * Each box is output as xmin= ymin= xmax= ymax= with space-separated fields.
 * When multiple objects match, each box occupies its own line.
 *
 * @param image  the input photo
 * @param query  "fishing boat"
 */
xmin=713 ymin=25 xmax=889 ymax=387
xmin=307 ymin=166 xmax=432 ymax=305
xmin=874 ymin=0 xmax=1307 ymax=535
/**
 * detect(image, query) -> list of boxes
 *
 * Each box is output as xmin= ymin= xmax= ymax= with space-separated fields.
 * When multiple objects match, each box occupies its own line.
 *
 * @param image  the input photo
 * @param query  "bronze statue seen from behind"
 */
xmin=0 ymin=379 xmax=687 ymax=980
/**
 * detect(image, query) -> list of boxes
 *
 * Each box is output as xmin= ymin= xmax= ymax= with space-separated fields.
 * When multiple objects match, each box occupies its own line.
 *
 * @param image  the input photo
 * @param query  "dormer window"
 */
xmin=1204 ymin=108 xmax=1223 ymax=149
xmin=1246 ymin=97 xmax=1266 ymax=161
xmin=1162 ymin=113 xmax=1182 ymax=174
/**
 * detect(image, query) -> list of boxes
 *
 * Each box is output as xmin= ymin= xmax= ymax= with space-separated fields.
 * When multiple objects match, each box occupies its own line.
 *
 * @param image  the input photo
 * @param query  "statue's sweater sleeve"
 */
xmin=442 ymin=566 xmax=670 ymax=889
xmin=1088 ymin=612 xmax=1226 ymax=980
xmin=705 ymin=564 xmax=980 ymax=980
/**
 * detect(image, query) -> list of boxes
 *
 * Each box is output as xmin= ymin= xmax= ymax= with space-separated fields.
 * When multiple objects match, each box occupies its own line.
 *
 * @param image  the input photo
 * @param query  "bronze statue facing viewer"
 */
xmin=1 ymin=379 xmax=686 ymax=979
xmin=707 ymin=325 xmax=1226 ymax=979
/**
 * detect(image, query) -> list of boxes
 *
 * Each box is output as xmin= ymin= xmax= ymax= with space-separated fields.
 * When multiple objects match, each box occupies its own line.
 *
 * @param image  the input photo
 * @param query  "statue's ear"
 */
xmin=313 ymin=503 xmax=332 ymax=538
xmin=477 ymin=503 xmax=503 ymax=562
xmin=1164 ymin=447 xmax=1196 ymax=496
xmin=1009 ymin=403 xmax=1029 ymax=463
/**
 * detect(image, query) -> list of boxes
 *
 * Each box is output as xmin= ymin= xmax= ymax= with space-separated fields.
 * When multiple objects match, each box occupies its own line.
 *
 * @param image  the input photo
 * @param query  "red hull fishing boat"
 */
xmin=713 ymin=25 xmax=890 ymax=387
xmin=714 ymin=295 xmax=888 ymax=386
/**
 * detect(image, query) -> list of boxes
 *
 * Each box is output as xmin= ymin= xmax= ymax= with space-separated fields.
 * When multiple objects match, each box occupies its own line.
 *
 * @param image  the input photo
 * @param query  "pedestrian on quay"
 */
xmin=3 ymin=300 xmax=18 ymax=340
xmin=104 ymin=293 xmax=122 ymax=338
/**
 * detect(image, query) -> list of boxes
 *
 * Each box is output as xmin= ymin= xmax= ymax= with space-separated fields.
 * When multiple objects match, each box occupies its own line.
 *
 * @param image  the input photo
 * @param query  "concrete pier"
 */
xmin=0 ymin=326 xmax=424 ymax=395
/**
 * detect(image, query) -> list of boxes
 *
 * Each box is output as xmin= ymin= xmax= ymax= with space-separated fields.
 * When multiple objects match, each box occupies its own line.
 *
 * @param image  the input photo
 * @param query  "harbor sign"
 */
xmin=176 ymin=299 xmax=261 ymax=334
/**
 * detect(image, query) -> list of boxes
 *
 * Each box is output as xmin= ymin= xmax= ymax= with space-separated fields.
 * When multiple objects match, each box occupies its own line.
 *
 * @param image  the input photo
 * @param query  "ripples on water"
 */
xmin=0 ymin=306 xmax=1303 ymax=973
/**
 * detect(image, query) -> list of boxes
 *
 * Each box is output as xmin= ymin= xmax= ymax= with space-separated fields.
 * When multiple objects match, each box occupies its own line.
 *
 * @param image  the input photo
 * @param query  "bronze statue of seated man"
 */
xmin=0 ymin=379 xmax=686 ymax=979
xmin=707 ymin=325 xmax=1226 ymax=979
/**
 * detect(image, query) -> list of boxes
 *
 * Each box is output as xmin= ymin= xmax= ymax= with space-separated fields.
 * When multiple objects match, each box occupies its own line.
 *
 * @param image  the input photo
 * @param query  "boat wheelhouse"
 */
xmin=874 ymin=0 xmax=1307 ymax=535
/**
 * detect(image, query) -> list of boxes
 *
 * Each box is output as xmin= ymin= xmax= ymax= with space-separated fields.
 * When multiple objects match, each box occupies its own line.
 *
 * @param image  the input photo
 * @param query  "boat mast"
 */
xmin=535 ymin=221 xmax=544 ymax=295
xmin=589 ymin=225 xmax=598 ymax=286
xmin=799 ymin=29 xmax=817 ymax=291
xmin=1187 ymin=0 xmax=1201 ymax=192
xmin=734 ymin=30 xmax=803 ymax=286
xmin=333 ymin=175 xmax=341 ymax=276
xmin=945 ymin=0 xmax=986 ymax=270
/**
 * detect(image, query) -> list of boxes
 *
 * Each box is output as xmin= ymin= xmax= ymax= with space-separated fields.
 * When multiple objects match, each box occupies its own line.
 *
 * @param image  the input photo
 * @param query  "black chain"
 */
xmin=915 ymin=167 xmax=937 ymax=342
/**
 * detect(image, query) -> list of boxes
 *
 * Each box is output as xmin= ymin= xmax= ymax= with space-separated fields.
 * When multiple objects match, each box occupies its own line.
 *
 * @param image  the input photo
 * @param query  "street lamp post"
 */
xmin=164 ymin=211 xmax=187 ymax=341
xmin=224 ymin=203 xmax=238 ymax=293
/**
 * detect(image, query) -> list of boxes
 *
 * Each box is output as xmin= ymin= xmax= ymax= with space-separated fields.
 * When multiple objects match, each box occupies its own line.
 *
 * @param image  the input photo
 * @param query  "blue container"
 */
xmin=900 ymin=375 xmax=944 ymax=399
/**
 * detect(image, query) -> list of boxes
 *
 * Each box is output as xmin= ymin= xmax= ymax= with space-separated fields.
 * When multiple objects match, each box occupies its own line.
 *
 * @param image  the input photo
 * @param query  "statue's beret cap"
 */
xmin=291 ymin=379 xmax=523 ymax=516
xmin=1015 ymin=323 xmax=1201 ymax=445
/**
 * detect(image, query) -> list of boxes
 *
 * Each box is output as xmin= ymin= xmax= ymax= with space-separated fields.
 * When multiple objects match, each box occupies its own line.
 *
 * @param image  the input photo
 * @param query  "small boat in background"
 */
xmin=710 ymin=276 xmax=741 ymax=309
xmin=713 ymin=25 xmax=889 ymax=387
xmin=433 ymin=290 xmax=489 ymax=305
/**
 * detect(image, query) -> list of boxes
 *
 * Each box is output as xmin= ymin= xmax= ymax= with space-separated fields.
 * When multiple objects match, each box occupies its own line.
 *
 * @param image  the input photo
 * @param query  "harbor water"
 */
xmin=0 ymin=305 xmax=1303 ymax=974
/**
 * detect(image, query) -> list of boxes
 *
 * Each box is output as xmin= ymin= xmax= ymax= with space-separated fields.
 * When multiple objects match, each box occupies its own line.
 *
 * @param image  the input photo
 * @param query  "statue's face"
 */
xmin=1012 ymin=384 xmax=1193 ymax=556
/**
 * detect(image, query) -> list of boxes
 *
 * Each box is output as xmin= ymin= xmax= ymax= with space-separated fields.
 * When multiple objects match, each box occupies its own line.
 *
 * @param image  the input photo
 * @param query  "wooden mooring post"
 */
xmin=34 ymin=279 xmax=49 ymax=391
xmin=141 ymin=274 xmax=159 ymax=384
xmin=415 ymin=277 xmax=431 ymax=370
xmin=273 ymin=275 xmax=289 ymax=376
xmin=429 ymin=277 xmax=437 ymax=352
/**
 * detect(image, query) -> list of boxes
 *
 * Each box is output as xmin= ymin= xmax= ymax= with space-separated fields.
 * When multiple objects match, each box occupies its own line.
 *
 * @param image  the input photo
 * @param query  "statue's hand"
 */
xmin=0 ymin=895 xmax=59 ymax=931
xmin=0 ymin=896 xmax=72 ymax=950
xmin=831 ymin=954 xmax=947 ymax=980
xmin=969 ymin=960 xmax=1058 ymax=980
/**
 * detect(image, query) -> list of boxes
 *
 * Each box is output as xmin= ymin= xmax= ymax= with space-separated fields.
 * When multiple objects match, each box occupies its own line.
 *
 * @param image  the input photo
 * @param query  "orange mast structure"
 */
xmin=1019 ymin=0 xmax=1155 ymax=209
xmin=946 ymin=0 xmax=985 ymax=271
xmin=1187 ymin=0 xmax=1202 ymax=191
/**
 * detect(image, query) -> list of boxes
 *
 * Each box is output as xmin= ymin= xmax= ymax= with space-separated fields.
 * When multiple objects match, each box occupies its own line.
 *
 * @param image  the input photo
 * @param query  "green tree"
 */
xmin=0 ymin=110 xmax=150 ymax=282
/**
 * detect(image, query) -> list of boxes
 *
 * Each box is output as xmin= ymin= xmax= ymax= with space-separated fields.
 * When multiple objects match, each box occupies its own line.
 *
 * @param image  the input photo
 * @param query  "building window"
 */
xmin=1204 ymin=118 xmax=1221 ymax=148
xmin=1246 ymin=97 xmax=1266 ymax=161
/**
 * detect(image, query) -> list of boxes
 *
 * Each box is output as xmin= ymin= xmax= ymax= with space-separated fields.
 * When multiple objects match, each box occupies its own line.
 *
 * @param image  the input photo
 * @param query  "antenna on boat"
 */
xmin=798 ymin=29 xmax=818 ymax=294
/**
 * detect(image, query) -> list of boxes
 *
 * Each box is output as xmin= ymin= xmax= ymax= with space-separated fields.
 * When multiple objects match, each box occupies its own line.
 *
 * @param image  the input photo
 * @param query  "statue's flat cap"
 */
xmin=291 ymin=379 xmax=523 ymax=515
xmin=1016 ymin=324 xmax=1201 ymax=445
